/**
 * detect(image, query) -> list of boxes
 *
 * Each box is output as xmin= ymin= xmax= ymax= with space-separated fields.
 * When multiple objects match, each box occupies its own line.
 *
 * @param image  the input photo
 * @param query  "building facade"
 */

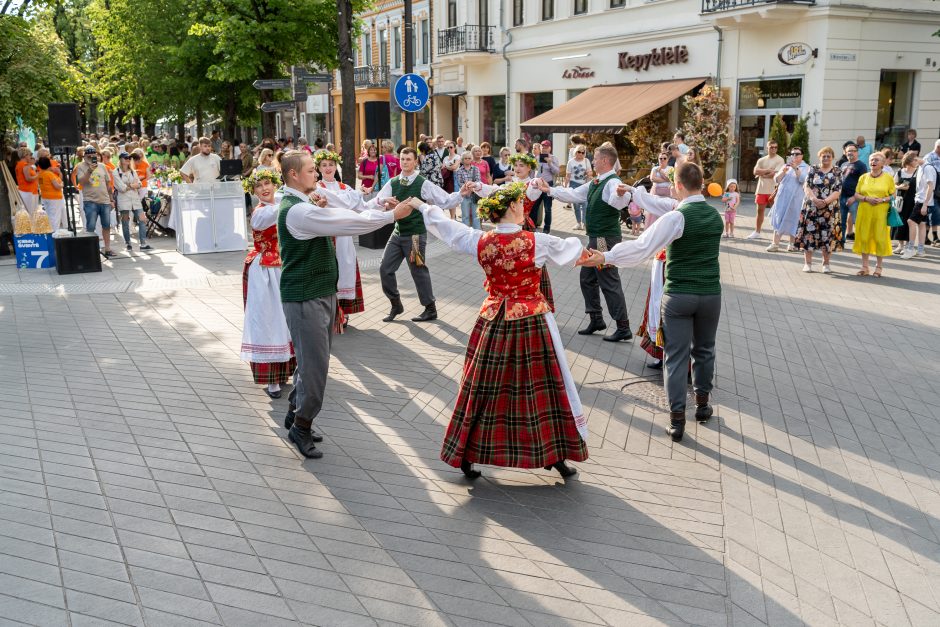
xmin=430 ymin=0 xmax=940 ymax=187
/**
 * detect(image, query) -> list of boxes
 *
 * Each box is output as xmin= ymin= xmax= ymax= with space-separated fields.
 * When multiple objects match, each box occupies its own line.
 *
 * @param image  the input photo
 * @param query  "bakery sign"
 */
xmin=777 ymin=42 xmax=816 ymax=66
xmin=562 ymin=66 xmax=595 ymax=79
xmin=618 ymin=45 xmax=689 ymax=72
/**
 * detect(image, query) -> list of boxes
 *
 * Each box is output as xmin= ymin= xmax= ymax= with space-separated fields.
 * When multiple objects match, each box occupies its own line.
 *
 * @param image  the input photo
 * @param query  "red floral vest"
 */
xmin=476 ymin=230 xmax=550 ymax=321
xmin=246 ymin=225 xmax=281 ymax=268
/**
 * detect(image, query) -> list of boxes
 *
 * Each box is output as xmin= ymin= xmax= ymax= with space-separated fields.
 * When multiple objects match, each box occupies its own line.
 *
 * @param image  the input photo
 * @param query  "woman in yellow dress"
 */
xmin=852 ymin=152 xmax=896 ymax=277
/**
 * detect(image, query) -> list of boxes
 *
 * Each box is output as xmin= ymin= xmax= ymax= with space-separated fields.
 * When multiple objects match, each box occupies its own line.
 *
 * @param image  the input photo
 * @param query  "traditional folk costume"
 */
xmin=600 ymin=193 xmax=723 ymax=442
xmin=277 ymin=186 xmax=401 ymax=458
xmin=365 ymin=172 xmax=463 ymax=322
xmin=418 ymin=185 xmax=588 ymax=479
xmin=549 ymin=171 xmax=634 ymax=341
xmin=315 ymin=179 xmax=365 ymax=330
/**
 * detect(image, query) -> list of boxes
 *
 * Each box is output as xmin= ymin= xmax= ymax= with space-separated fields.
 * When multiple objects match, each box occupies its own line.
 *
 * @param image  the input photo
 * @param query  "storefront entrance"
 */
xmin=736 ymin=78 xmax=802 ymax=193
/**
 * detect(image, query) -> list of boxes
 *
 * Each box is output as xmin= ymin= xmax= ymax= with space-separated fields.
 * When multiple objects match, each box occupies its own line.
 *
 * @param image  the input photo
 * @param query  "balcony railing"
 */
xmin=353 ymin=65 xmax=389 ymax=88
xmin=438 ymin=25 xmax=495 ymax=56
xmin=702 ymin=0 xmax=814 ymax=13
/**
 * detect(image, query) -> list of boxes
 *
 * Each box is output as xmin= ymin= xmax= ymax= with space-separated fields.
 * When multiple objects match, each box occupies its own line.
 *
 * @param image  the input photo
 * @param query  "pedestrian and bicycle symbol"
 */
xmin=394 ymin=74 xmax=429 ymax=113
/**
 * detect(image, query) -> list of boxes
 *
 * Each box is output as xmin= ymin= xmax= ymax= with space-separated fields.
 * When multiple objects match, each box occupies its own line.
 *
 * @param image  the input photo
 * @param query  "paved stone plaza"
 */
xmin=1 ymin=199 xmax=939 ymax=626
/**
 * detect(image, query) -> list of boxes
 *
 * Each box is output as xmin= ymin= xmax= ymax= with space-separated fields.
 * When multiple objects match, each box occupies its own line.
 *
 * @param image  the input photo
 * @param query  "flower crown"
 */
xmin=477 ymin=181 xmax=527 ymax=222
xmin=242 ymin=168 xmax=283 ymax=195
xmin=509 ymin=153 xmax=537 ymax=170
xmin=313 ymin=150 xmax=342 ymax=167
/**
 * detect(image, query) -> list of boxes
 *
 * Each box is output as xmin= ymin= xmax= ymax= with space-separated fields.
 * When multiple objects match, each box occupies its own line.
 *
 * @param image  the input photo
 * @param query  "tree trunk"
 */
xmin=196 ymin=105 xmax=204 ymax=139
xmin=144 ymin=121 xmax=156 ymax=137
xmin=132 ymin=115 xmax=142 ymax=136
xmin=87 ymin=98 xmax=99 ymax=135
xmin=338 ymin=0 xmax=357 ymax=186
xmin=177 ymin=113 xmax=185 ymax=144
xmin=224 ymin=91 xmax=237 ymax=141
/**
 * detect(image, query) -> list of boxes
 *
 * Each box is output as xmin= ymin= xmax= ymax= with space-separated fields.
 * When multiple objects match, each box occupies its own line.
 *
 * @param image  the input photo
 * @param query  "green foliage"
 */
xmin=626 ymin=104 xmax=670 ymax=168
xmin=790 ymin=115 xmax=809 ymax=158
xmin=680 ymin=83 xmax=734 ymax=179
xmin=769 ymin=113 xmax=789 ymax=155
xmin=0 ymin=13 xmax=81 ymax=132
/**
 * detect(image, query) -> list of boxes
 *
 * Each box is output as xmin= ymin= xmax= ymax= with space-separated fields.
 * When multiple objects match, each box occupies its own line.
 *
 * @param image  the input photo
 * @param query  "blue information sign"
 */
xmin=393 ymin=74 xmax=429 ymax=113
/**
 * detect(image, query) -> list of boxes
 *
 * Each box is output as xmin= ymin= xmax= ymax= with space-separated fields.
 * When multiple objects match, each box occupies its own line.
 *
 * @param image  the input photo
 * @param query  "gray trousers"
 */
xmin=580 ymin=235 xmax=628 ymax=321
xmin=661 ymin=293 xmax=721 ymax=412
xmin=380 ymin=233 xmax=435 ymax=306
xmin=283 ymin=295 xmax=336 ymax=427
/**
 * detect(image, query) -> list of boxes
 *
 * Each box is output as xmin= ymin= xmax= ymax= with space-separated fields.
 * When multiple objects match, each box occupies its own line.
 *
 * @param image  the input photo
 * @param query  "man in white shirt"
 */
xmin=902 ymin=147 xmax=937 ymax=258
xmin=276 ymin=150 xmax=415 ymax=458
xmin=179 ymin=137 xmax=221 ymax=183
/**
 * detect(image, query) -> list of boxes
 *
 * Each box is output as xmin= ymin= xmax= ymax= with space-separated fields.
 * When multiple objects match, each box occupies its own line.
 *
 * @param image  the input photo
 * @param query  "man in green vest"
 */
xmin=578 ymin=162 xmax=723 ymax=442
xmin=539 ymin=143 xmax=634 ymax=341
xmin=277 ymin=150 xmax=417 ymax=458
xmin=367 ymin=147 xmax=466 ymax=322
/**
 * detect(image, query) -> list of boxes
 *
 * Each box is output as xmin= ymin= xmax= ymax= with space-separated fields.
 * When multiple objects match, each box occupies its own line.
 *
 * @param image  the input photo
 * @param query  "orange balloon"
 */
xmin=707 ymin=182 xmax=723 ymax=197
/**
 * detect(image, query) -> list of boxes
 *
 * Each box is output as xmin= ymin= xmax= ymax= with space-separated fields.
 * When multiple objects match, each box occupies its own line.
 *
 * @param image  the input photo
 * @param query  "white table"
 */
xmin=171 ymin=182 xmax=248 ymax=255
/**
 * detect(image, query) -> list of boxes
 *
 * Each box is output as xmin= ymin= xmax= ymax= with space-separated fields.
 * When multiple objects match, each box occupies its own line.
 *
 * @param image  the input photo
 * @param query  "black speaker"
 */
xmin=220 ymin=159 xmax=242 ymax=177
xmin=358 ymin=223 xmax=394 ymax=250
xmin=55 ymin=234 xmax=102 ymax=275
xmin=47 ymin=103 xmax=82 ymax=151
xmin=364 ymin=101 xmax=391 ymax=139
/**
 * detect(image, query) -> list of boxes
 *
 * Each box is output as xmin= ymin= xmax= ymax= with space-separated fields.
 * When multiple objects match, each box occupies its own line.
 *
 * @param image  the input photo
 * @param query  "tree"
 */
xmin=790 ymin=114 xmax=809 ymax=158
xmin=769 ymin=113 xmax=789 ymax=156
xmin=338 ymin=0 xmax=357 ymax=185
xmin=626 ymin=104 xmax=670 ymax=172
xmin=680 ymin=83 xmax=734 ymax=179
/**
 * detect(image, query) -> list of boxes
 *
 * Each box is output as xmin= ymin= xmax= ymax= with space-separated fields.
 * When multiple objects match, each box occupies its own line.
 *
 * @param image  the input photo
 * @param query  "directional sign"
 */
xmin=253 ymin=79 xmax=291 ymax=90
xmin=302 ymin=73 xmax=332 ymax=83
xmin=260 ymin=101 xmax=295 ymax=113
xmin=394 ymin=73 xmax=429 ymax=113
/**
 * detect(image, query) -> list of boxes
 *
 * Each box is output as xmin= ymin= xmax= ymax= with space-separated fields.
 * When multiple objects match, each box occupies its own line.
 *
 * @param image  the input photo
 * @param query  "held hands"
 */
xmin=615 ymin=183 xmax=633 ymax=197
xmin=361 ymin=186 xmax=373 ymax=195
xmin=533 ymin=178 xmax=550 ymax=193
xmin=575 ymin=248 xmax=606 ymax=267
xmin=459 ymin=181 xmax=476 ymax=197
xmin=391 ymin=197 xmax=421 ymax=221
xmin=381 ymin=197 xmax=399 ymax=210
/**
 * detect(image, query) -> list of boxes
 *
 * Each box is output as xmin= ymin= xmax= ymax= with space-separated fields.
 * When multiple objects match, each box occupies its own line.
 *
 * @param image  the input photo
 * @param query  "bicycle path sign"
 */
xmin=394 ymin=74 xmax=429 ymax=113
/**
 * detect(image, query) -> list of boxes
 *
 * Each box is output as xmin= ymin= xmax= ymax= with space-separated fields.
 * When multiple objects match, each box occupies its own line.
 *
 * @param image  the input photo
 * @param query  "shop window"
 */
xmin=877 ymin=70 xmax=915 ymax=148
xmin=448 ymin=0 xmax=458 ymax=28
xmin=380 ymin=29 xmax=388 ymax=66
xmin=542 ymin=0 xmax=554 ymax=21
xmin=421 ymin=19 xmax=430 ymax=63
xmin=363 ymin=33 xmax=372 ymax=66
xmin=574 ymin=0 xmax=588 ymax=15
xmin=393 ymin=26 xmax=402 ymax=69
xmin=738 ymin=78 xmax=802 ymax=110
xmin=481 ymin=96 xmax=507 ymax=147
xmin=521 ymin=92 xmax=553 ymax=142
xmin=513 ymin=0 xmax=524 ymax=26
xmin=610 ymin=0 xmax=625 ymax=7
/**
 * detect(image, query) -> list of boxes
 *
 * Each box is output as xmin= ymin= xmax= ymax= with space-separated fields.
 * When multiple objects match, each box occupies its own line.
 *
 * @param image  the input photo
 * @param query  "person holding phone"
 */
xmin=74 ymin=146 xmax=116 ymax=257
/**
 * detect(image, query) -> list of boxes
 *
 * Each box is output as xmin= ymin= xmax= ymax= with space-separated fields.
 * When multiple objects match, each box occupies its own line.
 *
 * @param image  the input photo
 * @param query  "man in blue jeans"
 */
xmin=839 ymin=143 xmax=867 ymax=244
xmin=74 ymin=147 xmax=116 ymax=257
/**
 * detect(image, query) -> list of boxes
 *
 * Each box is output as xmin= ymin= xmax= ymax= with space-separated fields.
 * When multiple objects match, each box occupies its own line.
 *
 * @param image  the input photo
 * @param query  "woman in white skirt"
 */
xmin=241 ymin=169 xmax=295 ymax=399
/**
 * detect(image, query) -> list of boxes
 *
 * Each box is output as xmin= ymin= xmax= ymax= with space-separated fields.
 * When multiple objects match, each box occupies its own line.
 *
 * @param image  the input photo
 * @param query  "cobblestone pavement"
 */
xmin=1 ymin=198 xmax=939 ymax=626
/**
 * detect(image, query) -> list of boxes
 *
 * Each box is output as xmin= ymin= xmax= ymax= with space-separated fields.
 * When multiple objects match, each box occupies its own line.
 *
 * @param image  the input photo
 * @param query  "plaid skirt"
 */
xmin=242 ymin=260 xmax=296 ymax=384
xmin=540 ymin=267 xmax=555 ymax=312
xmin=338 ymin=265 xmax=365 ymax=315
xmin=440 ymin=309 xmax=588 ymax=469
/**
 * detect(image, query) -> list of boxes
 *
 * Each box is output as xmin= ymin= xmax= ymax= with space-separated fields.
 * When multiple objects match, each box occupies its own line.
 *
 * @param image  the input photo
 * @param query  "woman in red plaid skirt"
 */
xmin=403 ymin=182 xmax=589 ymax=479
xmin=241 ymin=170 xmax=296 ymax=399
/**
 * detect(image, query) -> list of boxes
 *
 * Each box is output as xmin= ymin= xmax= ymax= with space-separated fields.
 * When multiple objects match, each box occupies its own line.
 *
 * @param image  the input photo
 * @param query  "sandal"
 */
xmin=855 ymin=269 xmax=869 ymax=276
xmin=872 ymin=267 xmax=883 ymax=278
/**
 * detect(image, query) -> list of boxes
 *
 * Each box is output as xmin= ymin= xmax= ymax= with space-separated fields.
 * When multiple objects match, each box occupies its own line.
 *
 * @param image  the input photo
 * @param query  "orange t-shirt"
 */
xmin=18 ymin=162 xmax=39 ymax=194
xmin=38 ymin=170 xmax=63 ymax=200
xmin=134 ymin=160 xmax=149 ymax=188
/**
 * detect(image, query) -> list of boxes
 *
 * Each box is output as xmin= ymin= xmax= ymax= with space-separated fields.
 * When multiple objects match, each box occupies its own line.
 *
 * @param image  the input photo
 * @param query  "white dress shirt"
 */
xmin=314 ymin=179 xmax=364 ymax=212
xmin=474 ymin=177 xmax=543 ymax=202
xmin=366 ymin=171 xmax=463 ymax=211
xmin=250 ymin=202 xmax=277 ymax=230
xmin=547 ymin=170 xmax=631 ymax=210
xmin=602 ymin=194 xmax=707 ymax=267
xmin=281 ymin=186 xmax=395 ymax=240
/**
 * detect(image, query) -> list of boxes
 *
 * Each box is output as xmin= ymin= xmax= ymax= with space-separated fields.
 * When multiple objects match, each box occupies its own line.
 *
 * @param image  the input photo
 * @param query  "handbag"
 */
xmin=887 ymin=197 xmax=904 ymax=228
xmin=765 ymin=184 xmax=779 ymax=209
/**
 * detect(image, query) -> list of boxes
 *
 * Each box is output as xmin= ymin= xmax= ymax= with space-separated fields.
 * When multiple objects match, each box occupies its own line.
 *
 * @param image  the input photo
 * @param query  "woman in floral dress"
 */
xmin=794 ymin=146 xmax=843 ymax=273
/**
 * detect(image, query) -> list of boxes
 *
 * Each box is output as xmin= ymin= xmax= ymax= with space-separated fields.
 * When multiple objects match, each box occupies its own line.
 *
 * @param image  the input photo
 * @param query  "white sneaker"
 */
xmin=916 ymin=249 xmax=926 ymax=257
xmin=802 ymin=264 xmax=813 ymax=273
xmin=822 ymin=264 xmax=832 ymax=274
xmin=901 ymin=248 xmax=915 ymax=259
xmin=746 ymin=231 xmax=761 ymax=240
xmin=766 ymin=243 xmax=780 ymax=252
xmin=787 ymin=245 xmax=798 ymax=253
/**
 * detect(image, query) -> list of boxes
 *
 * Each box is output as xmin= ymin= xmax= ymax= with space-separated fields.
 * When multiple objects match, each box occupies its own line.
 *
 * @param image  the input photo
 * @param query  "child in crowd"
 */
xmin=628 ymin=201 xmax=644 ymax=236
xmin=722 ymin=179 xmax=739 ymax=238
xmin=453 ymin=151 xmax=481 ymax=228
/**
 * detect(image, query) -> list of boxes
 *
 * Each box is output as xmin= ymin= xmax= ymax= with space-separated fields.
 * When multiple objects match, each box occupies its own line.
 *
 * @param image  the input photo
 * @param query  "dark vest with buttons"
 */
xmin=390 ymin=175 xmax=427 ymax=236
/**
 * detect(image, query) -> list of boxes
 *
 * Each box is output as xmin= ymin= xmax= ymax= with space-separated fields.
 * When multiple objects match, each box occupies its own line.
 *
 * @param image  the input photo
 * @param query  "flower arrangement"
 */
xmin=477 ymin=181 xmax=527 ymax=223
xmin=508 ymin=153 xmax=537 ymax=170
xmin=313 ymin=150 xmax=343 ymax=167
xmin=680 ymin=82 xmax=735 ymax=180
xmin=242 ymin=168 xmax=283 ymax=195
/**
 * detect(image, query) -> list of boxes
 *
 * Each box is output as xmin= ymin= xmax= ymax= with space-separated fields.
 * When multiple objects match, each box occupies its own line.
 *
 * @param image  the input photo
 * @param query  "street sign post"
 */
xmin=252 ymin=79 xmax=291 ymax=90
xmin=393 ymin=74 xmax=429 ymax=113
xmin=260 ymin=101 xmax=295 ymax=113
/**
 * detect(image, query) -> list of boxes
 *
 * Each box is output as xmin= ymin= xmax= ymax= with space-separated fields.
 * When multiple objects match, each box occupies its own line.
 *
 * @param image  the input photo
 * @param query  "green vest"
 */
xmin=390 ymin=174 xmax=427 ymax=236
xmin=585 ymin=177 xmax=623 ymax=238
xmin=276 ymin=194 xmax=339 ymax=302
xmin=664 ymin=201 xmax=724 ymax=295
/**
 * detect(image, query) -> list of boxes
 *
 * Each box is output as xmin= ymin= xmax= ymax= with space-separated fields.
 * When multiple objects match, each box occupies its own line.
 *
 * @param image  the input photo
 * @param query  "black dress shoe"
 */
xmin=383 ymin=298 xmax=404 ymax=322
xmin=460 ymin=460 xmax=481 ymax=479
xmin=288 ymin=426 xmax=323 ymax=458
xmin=694 ymin=393 xmax=713 ymax=423
xmin=666 ymin=411 xmax=686 ymax=442
xmin=283 ymin=409 xmax=323 ymax=441
xmin=544 ymin=461 xmax=577 ymax=477
xmin=577 ymin=316 xmax=607 ymax=335
xmin=264 ymin=388 xmax=282 ymax=399
xmin=411 ymin=304 xmax=437 ymax=322
xmin=603 ymin=327 xmax=633 ymax=342
xmin=647 ymin=360 xmax=663 ymax=370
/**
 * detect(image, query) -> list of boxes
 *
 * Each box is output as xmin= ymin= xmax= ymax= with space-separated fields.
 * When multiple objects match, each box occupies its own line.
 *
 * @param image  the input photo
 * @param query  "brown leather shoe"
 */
xmin=666 ymin=411 xmax=686 ymax=442
xmin=694 ymin=393 xmax=713 ymax=423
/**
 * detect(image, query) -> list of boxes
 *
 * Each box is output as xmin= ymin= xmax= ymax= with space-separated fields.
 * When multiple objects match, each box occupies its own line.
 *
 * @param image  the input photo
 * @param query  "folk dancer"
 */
xmin=364 ymin=147 xmax=466 ymax=323
xmin=473 ymin=152 xmax=555 ymax=307
xmin=313 ymin=149 xmax=367 ymax=330
xmin=579 ymin=163 xmax=722 ymax=442
xmin=407 ymin=182 xmax=589 ymax=479
xmin=241 ymin=170 xmax=295 ymax=399
xmin=276 ymin=151 xmax=417 ymax=458
xmin=537 ymin=143 xmax=634 ymax=341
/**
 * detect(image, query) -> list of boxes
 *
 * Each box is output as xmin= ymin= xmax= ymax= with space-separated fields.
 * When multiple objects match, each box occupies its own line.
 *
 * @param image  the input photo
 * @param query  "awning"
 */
xmin=520 ymin=77 xmax=705 ymax=135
